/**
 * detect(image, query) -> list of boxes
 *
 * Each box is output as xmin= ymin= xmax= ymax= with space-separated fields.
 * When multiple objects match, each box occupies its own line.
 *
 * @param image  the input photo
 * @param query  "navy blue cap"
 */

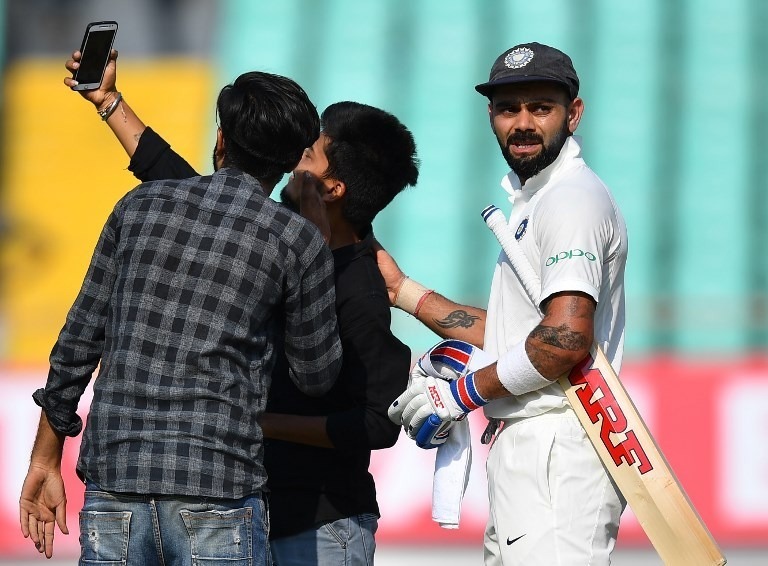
xmin=475 ymin=42 xmax=579 ymax=100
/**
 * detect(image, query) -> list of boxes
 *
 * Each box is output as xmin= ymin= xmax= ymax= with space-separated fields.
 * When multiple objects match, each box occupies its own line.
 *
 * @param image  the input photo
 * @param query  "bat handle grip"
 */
xmin=415 ymin=414 xmax=452 ymax=449
xmin=481 ymin=205 xmax=541 ymax=304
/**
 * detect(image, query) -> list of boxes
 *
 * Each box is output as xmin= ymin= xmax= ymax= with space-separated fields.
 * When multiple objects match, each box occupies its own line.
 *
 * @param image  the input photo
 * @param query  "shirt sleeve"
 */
xmin=128 ymin=127 xmax=199 ymax=182
xmin=535 ymin=184 xmax=617 ymax=304
xmin=325 ymin=292 xmax=410 ymax=450
xmin=33 ymin=208 xmax=120 ymax=436
xmin=282 ymin=230 xmax=343 ymax=397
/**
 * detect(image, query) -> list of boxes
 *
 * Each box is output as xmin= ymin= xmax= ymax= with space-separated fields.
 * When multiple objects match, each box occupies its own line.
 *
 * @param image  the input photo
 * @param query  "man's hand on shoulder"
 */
xmin=371 ymin=238 xmax=407 ymax=306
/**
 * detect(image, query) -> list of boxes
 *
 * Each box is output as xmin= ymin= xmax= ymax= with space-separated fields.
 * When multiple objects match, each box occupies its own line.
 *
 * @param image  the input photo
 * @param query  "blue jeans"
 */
xmin=79 ymin=482 xmax=272 ymax=566
xmin=270 ymin=513 xmax=378 ymax=566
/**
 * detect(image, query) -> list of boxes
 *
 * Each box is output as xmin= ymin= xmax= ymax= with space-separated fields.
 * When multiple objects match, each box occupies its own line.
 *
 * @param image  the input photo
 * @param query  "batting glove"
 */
xmin=413 ymin=372 xmax=489 ymax=446
xmin=388 ymin=339 xmax=493 ymax=448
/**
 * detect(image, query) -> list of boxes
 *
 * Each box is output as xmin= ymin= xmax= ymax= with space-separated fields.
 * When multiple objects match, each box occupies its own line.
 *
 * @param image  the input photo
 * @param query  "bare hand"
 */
xmin=63 ymin=48 xmax=118 ymax=108
xmin=371 ymin=238 xmax=407 ymax=305
xmin=285 ymin=171 xmax=331 ymax=243
xmin=19 ymin=464 xmax=68 ymax=559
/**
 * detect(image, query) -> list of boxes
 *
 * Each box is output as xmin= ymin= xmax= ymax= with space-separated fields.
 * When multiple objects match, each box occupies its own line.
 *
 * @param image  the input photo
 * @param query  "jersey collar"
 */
xmin=500 ymin=135 xmax=583 ymax=202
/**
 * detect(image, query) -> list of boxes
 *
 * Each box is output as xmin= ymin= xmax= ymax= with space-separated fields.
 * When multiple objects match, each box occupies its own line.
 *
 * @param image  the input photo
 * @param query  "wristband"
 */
xmin=450 ymin=372 xmax=488 ymax=412
xmin=496 ymin=340 xmax=553 ymax=396
xmin=391 ymin=276 xmax=407 ymax=305
xmin=394 ymin=276 xmax=432 ymax=315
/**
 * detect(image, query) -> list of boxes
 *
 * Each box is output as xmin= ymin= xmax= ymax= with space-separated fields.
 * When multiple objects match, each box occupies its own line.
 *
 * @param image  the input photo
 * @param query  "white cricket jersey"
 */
xmin=483 ymin=135 xmax=628 ymax=419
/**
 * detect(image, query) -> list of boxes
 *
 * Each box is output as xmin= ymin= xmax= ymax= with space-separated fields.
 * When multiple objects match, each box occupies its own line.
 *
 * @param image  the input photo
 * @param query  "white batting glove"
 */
xmin=412 ymin=373 xmax=489 ymax=447
xmin=387 ymin=359 xmax=432 ymax=434
xmin=388 ymin=339 xmax=494 ymax=448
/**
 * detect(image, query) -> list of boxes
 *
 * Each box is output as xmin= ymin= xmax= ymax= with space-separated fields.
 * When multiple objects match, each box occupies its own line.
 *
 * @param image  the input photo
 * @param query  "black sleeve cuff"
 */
xmin=128 ymin=127 xmax=198 ymax=182
xmin=32 ymin=388 xmax=83 ymax=437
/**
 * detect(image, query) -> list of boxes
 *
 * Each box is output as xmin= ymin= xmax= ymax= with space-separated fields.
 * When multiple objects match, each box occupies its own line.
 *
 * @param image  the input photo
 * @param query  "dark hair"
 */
xmin=321 ymin=102 xmax=419 ymax=232
xmin=216 ymin=72 xmax=319 ymax=185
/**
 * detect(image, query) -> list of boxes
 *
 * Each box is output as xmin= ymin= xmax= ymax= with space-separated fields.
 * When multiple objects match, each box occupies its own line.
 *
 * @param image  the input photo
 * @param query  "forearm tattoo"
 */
xmin=526 ymin=324 xmax=590 ymax=372
xmin=434 ymin=310 xmax=480 ymax=329
xmin=133 ymin=130 xmax=143 ymax=144
xmin=529 ymin=324 xmax=589 ymax=352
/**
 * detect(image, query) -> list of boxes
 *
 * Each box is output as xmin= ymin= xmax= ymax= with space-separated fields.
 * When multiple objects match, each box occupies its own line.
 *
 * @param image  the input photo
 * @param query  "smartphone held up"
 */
xmin=71 ymin=21 xmax=118 ymax=91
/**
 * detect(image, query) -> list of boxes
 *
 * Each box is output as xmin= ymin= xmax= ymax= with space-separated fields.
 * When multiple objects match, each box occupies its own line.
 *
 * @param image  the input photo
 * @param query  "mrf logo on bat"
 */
xmin=568 ymin=355 xmax=654 ymax=474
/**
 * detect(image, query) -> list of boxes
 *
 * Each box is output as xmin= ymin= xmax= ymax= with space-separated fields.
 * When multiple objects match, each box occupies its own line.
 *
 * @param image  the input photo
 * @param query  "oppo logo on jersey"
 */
xmin=568 ymin=356 xmax=654 ymax=475
xmin=546 ymin=249 xmax=596 ymax=266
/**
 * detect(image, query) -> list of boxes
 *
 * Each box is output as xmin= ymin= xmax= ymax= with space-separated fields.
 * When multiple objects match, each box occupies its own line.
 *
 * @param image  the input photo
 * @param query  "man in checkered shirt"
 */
xmin=19 ymin=71 xmax=342 ymax=565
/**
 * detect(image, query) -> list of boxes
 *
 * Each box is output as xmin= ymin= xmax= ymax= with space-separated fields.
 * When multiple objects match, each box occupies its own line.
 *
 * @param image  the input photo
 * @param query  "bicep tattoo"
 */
xmin=433 ymin=310 xmax=480 ymax=329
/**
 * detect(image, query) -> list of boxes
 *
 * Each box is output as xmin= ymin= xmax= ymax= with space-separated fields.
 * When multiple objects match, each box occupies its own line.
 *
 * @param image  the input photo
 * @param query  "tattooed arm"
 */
xmin=410 ymin=291 xmax=487 ymax=348
xmin=372 ymin=240 xmax=486 ymax=347
xmin=526 ymin=291 xmax=595 ymax=376
xmin=472 ymin=291 xmax=595 ymax=400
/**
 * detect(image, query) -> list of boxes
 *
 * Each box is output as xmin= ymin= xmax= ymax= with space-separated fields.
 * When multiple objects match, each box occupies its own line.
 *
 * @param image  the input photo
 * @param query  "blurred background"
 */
xmin=0 ymin=0 xmax=767 ymax=563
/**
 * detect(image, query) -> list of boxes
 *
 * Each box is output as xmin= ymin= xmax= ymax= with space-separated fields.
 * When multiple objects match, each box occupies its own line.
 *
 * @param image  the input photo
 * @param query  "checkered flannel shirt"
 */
xmin=34 ymin=168 xmax=342 ymax=498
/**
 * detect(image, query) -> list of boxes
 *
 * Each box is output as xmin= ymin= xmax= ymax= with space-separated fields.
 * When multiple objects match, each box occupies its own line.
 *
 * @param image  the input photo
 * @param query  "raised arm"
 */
xmin=65 ymin=49 xmax=146 ymax=156
xmin=372 ymin=239 xmax=486 ymax=347
xmin=64 ymin=49 xmax=198 ymax=182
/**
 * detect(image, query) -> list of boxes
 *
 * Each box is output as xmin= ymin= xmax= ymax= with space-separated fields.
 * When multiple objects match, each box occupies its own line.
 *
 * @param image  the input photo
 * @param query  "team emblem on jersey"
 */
xmin=515 ymin=217 xmax=529 ymax=241
xmin=505 ymin=47 xmax=534 ymax=69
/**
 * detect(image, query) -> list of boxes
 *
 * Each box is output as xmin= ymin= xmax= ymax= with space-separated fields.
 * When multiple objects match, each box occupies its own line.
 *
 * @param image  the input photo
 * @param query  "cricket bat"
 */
xmin=481 ymin=204 xmax=726 ymax=566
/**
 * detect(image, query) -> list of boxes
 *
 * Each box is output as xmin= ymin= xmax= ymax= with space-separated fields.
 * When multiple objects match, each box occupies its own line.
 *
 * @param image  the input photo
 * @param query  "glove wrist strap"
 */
xmin=451 ymin=372 xmax=488 ymax=412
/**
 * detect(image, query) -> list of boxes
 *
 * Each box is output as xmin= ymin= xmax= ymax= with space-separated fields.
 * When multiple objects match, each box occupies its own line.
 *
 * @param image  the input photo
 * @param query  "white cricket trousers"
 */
xmin=483 ymin=407 xmax=626 ymax=566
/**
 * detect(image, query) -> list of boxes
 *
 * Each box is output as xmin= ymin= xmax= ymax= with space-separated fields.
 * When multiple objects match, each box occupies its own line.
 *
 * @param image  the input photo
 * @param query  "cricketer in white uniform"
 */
xmin=387 ymin=42 xmax=628 ymax=566
xmin=481 ymin=132 xmax=628 ymax=565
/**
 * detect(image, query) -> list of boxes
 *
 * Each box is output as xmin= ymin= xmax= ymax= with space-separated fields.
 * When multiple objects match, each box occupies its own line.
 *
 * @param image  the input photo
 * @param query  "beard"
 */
xmin=498 ymin=119 xmax=570 ymax=181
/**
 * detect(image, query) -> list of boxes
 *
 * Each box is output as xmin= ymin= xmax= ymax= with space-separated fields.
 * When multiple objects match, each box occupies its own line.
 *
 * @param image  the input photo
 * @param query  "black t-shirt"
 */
xmin=265 ymin=231 xmax=410 ymax=537
xmin=129 ymin=128 xmax=411 ymax=538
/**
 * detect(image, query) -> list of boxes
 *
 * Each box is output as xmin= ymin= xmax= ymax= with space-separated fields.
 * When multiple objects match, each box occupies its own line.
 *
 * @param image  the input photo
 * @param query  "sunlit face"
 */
xmin=279 ymin=132 xmax=334 ymax=208
xmin=489 ymin=82 xmax=582 ymax=182
xmin=296 ymin=132 xmax=331 ymax=179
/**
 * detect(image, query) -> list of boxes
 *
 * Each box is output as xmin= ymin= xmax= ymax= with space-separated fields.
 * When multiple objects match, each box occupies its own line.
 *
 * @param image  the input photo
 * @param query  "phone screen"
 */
xmin=76 ymin=28 xmax=116 ymax=85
